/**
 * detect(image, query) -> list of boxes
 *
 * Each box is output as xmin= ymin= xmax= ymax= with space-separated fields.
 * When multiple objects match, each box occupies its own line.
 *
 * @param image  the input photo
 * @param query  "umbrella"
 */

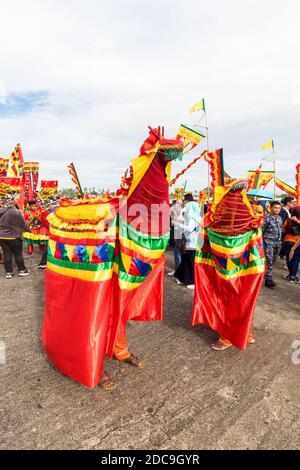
xmin=247 ymin=189 xmax=274 ymax=200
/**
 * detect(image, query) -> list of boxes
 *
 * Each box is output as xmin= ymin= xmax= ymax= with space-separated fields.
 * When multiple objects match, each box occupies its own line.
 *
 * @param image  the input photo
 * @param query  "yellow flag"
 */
xmin=177 ymin=124 xmax=205 ymax=145
xmin=189 ymin=99 xmax=206 ymax=113
xmin=261 ymin=140 xmax=273 ymax=150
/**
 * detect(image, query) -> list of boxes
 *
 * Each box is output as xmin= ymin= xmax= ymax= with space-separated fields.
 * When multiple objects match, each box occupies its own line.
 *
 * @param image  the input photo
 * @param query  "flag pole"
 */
xmin=204 ymin=101 xmax=210 ymax=203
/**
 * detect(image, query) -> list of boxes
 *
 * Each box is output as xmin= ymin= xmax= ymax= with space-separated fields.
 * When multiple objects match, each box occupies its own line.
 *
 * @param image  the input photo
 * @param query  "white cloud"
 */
xmin=0 ymin=0 xmax=299 ymax=189
xmin=0 ymin=81 xmax=6 ymax=104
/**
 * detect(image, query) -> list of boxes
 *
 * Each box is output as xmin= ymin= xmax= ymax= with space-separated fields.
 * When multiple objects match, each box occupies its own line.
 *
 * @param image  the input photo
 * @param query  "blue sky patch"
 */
xmin=0 ymin=91 xmax=49 ymax=117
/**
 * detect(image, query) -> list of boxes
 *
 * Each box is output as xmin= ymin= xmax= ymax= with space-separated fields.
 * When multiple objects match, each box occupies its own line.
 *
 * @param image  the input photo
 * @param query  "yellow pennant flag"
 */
xmin=177 ymin=124 xmax=205 ymax=146
xmin=189 ymin=99 xmax=206 ymax=113
xmin=261 ymin=139 xmax=274 ymax=150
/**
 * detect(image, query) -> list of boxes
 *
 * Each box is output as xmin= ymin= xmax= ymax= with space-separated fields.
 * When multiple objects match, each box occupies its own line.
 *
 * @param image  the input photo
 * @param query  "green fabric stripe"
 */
xmin=196 ymin=251 xmax=214 ymax=260
xmin=23 ymin=239 xmax=48 ymax=246
xmin=117 ymin=264 xmax=148 ymax=284
xmin=196 ymin=251 xmax=265 ymax=275
xmin=48 ymin=253 xmax=112 ymax=272
xmin=180 ymin=124 xmax=206 ymax=138
xmin=215 ymin=258 xmax=265 ymax=276
xmin=207 ymin=228 xmax=255 ymax=249
xmin=219 ymin=149 xmax=225 ymax=186
xmin=119 ymin=217 xmax=170 ymax=251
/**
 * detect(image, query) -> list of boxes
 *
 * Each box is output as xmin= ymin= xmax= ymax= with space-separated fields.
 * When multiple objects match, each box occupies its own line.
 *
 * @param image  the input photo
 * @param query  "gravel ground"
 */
xmin=0 ymin=250 xmax=299 ymax=450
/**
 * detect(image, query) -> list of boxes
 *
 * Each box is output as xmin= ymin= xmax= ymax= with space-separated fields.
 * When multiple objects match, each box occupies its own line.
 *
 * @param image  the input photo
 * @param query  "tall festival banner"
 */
xmin=21 ymin=163 xmax=39 ymax=208
xmin=8 ymin=143 xmax=24 ymax=178
xmin=67 ymin=163 xmax=83 ymax=198
xmin=28 ymin=163 xmax=39 ymax=199
xmin=204 ymin=148 xmax=225 ymax=191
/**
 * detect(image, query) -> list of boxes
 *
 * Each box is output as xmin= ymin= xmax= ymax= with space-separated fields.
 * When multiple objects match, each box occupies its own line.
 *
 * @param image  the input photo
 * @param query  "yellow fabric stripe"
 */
xmin=121 ymin=252 xmax=132 ymax=273
xmin=86 ymin=245 xmax=95 ymax=262
xmin=23 ymin=232 xmax=48 ymax=241
xmin=119 ymin=235 xmax=164 ymax=260
xmin=50 ymin=226 xmax=116 ymax=240
xmin=195 ymin=256 xmax=214 ymax=266
xmin=165 ymin=162 xmax=172 ymax=184
xmin=118 ymin=278 xmax=140 ymax=291
xmin=195 ymin=258 xmax=265 ymax=280
xmin=50 ymin=219 xmax=109 ymax=232
xmin=209 ymin=233 xmax=261 ymax=256
xmin=47 ymin=262 xmax=113 ymax=282
xmin=65 ymin=244 xmax=75 ymax=261
xmin=54 ymin=202 xmax=111 ymax=222
xmin=48 ymin=239 xmax=56 ymax=256
xmin=126 ymin=149 xmax=158 ymax=199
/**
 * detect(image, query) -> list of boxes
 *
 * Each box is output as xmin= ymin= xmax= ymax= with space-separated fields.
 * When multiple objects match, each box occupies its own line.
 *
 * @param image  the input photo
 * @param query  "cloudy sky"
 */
xmin=0 ymin=0 xmax=299 ymax=191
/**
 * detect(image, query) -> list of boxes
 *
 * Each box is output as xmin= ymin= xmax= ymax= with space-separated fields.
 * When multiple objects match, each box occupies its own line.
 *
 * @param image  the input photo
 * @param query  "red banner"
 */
xmin=0 ymin=177 xmax=21 ymax=196
xmin=23 ymin=172 xmax=32 ymax=205
xmin=40 ymin=180 xmax=58 ymax=189
xmin=32 ymin=172 xmax=39 ymax=198
xmin=0 ymin=177 xmax=21 ymax=188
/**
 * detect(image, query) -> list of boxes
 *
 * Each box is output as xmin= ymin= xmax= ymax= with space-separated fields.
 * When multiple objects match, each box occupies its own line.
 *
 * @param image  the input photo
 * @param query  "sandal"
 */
xmin=248 ymin=337 xmax=256 ymax=345
xmin=211 ymin=340 xmax=232 ymax=351
xmin=99 ymin=372 xmax=117 ymax=391
xmin=124 ymin=354 xmax=145 ymax=370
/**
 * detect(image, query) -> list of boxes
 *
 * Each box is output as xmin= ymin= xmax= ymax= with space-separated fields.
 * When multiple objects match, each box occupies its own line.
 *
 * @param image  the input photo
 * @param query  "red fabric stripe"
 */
xmin=119 ymin=242 xmax=154 ymax=264
xmin=42 ymin=270 xmax=117 ymax=388
xmin=192 ymin=263 xmax=264 ymax=349
xmin=106 ymin=257 xmax=165 ymax=356
xmin=50 ymin=233 xmax=116 ymax=246
xmin=126 ymin=157 xmax=170 ymax=237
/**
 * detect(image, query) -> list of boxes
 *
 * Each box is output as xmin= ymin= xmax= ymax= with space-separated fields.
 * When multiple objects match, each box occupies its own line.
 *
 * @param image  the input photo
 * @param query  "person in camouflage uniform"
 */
xmin=263 ymin=201 xmax=282 ymax=288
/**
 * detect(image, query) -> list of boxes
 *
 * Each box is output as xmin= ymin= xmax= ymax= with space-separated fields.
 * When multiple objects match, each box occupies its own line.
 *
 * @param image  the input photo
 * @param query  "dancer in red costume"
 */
xmin=42 ymin=127 xmax=184 ymax=390
xmin=192 ymin=179 xmax=265 ymax=351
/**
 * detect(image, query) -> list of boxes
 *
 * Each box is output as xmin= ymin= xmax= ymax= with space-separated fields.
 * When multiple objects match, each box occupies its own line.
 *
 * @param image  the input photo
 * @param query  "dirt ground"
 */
xmin=0 ymin=250 xmax=299 ymax=450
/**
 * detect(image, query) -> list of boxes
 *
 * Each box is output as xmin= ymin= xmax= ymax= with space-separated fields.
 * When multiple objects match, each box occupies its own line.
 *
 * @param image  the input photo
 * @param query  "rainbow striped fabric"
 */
xmin=196 ymin=226 xmax=265 ymax=280
xmin=47 ymin=201 xmax=169 ymax=290
xmin=115 ymin=216 xmax=169 ymax=290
